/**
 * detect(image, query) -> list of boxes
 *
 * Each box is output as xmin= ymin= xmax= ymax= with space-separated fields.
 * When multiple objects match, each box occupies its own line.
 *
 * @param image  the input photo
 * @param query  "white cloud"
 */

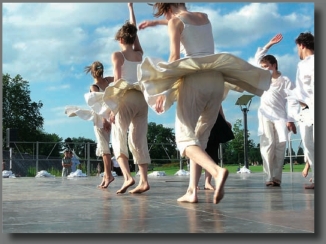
xmin=2 ymin=2 xmax=314 ymax=144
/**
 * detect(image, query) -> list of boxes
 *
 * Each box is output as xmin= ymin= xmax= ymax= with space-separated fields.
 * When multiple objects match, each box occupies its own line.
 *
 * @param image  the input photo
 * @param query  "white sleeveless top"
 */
xmin=120 ymin=52 xmax=141 ymax=84
xmin=177 ymin=15 xmax=215 ymax=57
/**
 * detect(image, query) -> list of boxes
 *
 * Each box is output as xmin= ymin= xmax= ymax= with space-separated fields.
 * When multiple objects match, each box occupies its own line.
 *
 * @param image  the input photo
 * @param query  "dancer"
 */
xmin=138 ymin=3 xmax=271 ymax=204
xmin=85 ymin=61 xmax=115 ymax=188
xmin=254 ymin=33 xmax=297 ymax=187
xmin=65 ymin=61 xmax=114 ymax=188
xmin=288 ymin=32 xmax=314 ymax=189
xmin=103 ymin=3 xmax=151 ymax=194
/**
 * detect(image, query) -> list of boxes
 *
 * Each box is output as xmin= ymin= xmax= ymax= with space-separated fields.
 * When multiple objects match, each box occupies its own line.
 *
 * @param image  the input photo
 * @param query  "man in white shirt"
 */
xmin=255 ymin=33 xmax=297 ymax=187
xmin=290 ymin=32 xmax=314 ymax=189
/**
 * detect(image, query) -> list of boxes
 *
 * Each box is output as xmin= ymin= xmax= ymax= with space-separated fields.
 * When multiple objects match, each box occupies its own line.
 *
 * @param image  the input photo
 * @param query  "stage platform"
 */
xmin=2 ymin=172 xmax=314 ymax=233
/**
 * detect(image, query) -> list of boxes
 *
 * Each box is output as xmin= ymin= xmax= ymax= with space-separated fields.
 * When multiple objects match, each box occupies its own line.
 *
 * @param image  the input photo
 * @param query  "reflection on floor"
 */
xmin=2 ymin=172 xmax=314 ymax=233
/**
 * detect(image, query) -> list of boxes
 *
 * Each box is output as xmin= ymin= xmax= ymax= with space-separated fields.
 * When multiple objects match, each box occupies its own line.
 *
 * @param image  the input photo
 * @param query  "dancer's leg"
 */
xmin=116 ymin=154 xmax=135 ymax=194
xmin=129 ymin=164 xmax=150 ymax=194
xmin=178 ymin=159 xmax=202 ymax=203
xmin=99 ymin=153 xmax=115 ymax=188
xmin=185 ymin=145 xmax=228 ymax=204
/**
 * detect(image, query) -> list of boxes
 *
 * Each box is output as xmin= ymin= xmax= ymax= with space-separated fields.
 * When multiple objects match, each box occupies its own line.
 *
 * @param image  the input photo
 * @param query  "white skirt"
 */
xmin=137 ymin=53 xmax=271 ymax=113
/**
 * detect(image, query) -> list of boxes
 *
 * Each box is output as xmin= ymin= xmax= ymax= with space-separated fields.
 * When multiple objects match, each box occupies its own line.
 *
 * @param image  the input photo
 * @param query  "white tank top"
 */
xmin=120 ymin=52 xmax=141 ymax=84
xmin=177 ymin=15 xmax=215 ymax=57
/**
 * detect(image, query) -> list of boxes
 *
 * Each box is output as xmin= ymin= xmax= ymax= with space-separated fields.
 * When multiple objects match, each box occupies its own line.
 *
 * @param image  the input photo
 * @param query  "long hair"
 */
xmin=150 ymin=3 xmax=186 ymax=17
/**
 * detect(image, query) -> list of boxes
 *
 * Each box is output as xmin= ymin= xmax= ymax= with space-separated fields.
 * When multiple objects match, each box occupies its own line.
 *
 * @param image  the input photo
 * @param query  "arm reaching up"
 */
xmin=255 ymin=33 xmax=283 ymax=65
xmin=128 ymin=3 xmax=143 ymax=55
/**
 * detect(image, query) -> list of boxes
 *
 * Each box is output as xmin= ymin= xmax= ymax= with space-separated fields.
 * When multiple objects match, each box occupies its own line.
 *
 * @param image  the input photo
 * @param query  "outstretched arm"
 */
xmin=128 ymin=3 xmax=143 ymax=55
xmin=138 ymin=19 xmax=168 ymax=30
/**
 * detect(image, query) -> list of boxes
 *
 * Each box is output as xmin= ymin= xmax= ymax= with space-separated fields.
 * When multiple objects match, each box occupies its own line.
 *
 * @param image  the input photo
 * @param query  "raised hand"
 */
xmin=269 ymin=33 xmax=283 ymax=45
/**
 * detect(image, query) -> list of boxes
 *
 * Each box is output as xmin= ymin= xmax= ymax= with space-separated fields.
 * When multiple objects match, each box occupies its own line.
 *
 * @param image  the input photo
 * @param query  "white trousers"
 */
xmin=175 ymin=70 xmax=224 ymax=156
xmin=260 ymin=116 xmax=286 ymax=183
xmin=111 ymin=90 xmax=151 ymax=165
xmin=93 ymin=126 xmax=111 ymax=156
xmin=299 ymin=123 xmax=314 ymax=182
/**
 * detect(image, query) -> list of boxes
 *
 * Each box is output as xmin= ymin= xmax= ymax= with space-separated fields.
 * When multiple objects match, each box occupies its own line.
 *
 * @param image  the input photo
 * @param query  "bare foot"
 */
xmin=177 ymin=189 xmax=198 ymax=203
xmin=213 ymin=168 xmax=229 ymax=204
xmin=97 ymin=178 xmax=106 ymax=188
xmin=204 ymin=183 xmax=215 ymax=190
xmin=129 ymin=182 xmax=150 ymax=194
xmin=116 ymin=178 xmax=135 ymax=194
xmin=302 ymin=162 xmax=310 ymax=178
xmin=304 ymin=183 xmax=314 ymax=189
xmin=98 ymin=177 xmax=115 ymax=189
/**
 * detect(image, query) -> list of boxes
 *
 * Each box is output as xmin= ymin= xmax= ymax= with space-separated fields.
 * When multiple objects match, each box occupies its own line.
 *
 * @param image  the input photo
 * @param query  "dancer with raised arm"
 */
xmin=102 ymin=3 xmax=151 ymax=194
xmin=254 ymin=33 xmax=297 ymax=187
xmin=138 ymin=3 xmax=271 ymax=204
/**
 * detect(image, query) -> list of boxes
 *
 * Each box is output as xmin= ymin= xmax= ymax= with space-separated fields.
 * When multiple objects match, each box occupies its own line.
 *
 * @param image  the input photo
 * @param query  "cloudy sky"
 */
xmin=2 ymin=2 xmax=315 ymax=152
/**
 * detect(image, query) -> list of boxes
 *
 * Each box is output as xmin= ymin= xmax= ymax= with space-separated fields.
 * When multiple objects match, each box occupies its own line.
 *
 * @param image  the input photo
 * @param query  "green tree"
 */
xmin=147 ymin=122 xmax=177 ymax=164
xmin=223 ymin=119 xmax=256 ymax=165
xmin=64 ymin=137 xmax=97 ymax=159
xmin=36 ymin=131 xmax=63 ymax=157
xmin=2 ymin=73 xmax=44 ymax=145
xmin=248 ymin=145 xmax=262 ymax=165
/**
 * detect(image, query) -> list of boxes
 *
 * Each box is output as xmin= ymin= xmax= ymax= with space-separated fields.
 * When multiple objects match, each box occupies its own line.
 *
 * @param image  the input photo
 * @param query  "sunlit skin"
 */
xmin=144 ymin=3 xmax=229 ymax=204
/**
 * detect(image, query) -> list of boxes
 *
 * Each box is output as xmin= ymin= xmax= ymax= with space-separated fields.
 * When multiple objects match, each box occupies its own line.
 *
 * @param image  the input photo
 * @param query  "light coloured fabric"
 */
xmin=120 ymin=52 xmax=140 ymax=83
xmin=138 ymin=18 xmax=270 ymax=157
xmin=257 ymin=76 xmax=295 ymax=142
xmin=138 ymin=54 xmax=271 ymax=114
xmin=65 ymin=105 xmax=106 ymax=129
xmin=255 ymin=46 xmax=297 ymax=183
xmin=259 ymin=115 xmax=286 ymax=183
xmin=93 ymin=126 xmax=111 ymax=156
xmin=103 ymin=53 xmax=150 ymax=165
xmin=175 ymin=70 xmax=224 ymax=155
xmin=255 ymin=47 xmax=296 ymax=142
xmin=286 ymin=54 xmax=314 ymax=183
xmin=111 ymin=90 xmax=151 ymax=165
xmin=177 ymin=15 xmax=214 ymax=57
xmin=299 ymin=122 xmax=314 ymax=182
xmin=286 ymin=55 xmax=314 ymax=127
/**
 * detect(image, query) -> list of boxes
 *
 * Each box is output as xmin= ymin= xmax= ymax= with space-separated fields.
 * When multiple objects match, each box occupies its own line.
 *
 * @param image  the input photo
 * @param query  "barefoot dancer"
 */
xmin=103 ymin=3 xmax=151 ymax=194
xmin=85 ymin=61 xmax=115 ymax=188
xmin=287 ymin=32 xmax=314 ymax=189
xmin=138 ymin=3 xmax=271 ymax=203
xmin=64 ymin=61 xmax=114 ymax=188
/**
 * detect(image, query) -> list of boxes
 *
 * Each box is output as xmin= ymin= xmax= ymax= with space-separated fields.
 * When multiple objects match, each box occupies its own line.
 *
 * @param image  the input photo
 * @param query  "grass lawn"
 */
xmin=139 ymin=163 xmax=305 ymax=176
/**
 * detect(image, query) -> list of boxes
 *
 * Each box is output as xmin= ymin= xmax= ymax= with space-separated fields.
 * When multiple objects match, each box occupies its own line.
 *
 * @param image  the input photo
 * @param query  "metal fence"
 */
xmin=3 ymin=138 xmax=305 ymax=176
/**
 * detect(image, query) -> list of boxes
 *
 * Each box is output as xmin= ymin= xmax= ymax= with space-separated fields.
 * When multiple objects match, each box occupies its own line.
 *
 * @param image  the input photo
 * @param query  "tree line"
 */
xmin=2 ymin=73 xmax=305 ymax=165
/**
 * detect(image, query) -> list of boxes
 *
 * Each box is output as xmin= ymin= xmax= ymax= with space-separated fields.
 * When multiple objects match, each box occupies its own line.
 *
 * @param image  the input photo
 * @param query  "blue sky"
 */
xmin=2 ymin=2 xmax=314 ymax=152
